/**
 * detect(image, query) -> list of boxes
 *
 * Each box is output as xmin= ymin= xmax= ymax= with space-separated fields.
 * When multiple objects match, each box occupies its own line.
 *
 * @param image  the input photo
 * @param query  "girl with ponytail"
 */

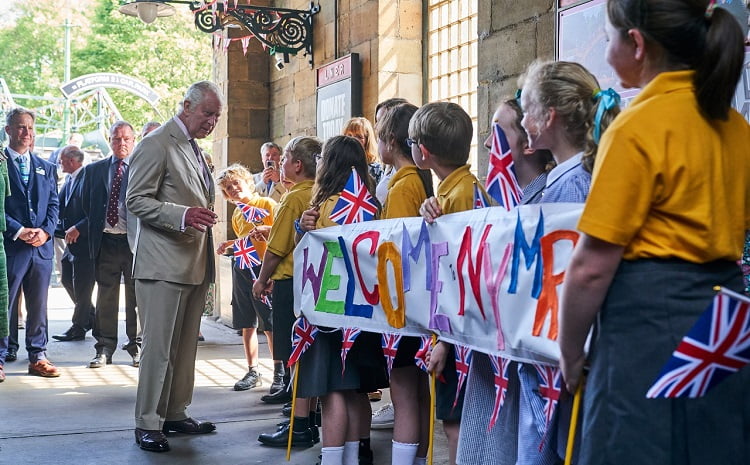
xmin=559 ymin=1 xmax=750 ymax=464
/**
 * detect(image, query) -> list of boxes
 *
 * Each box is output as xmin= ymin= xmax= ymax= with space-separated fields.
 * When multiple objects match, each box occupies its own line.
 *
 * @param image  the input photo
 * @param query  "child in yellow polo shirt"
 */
xmin=253 ymin=136 xmax=321 ymax=448
xmin=215 ymin=163 xmax=279 ymax=393
xmin=412 ymin=101 xmax=490 ymax=465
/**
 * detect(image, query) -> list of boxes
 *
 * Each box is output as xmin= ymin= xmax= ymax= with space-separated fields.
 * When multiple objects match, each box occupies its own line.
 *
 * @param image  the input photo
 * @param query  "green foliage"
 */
xmin=0 ymin=0 xmax=211 ymax=138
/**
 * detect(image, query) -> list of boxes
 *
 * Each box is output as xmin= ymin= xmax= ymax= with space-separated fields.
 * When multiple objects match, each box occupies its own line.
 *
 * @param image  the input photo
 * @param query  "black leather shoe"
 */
xmin=5 ymin=349 xmax=17 ymax=362
xmin=258 ymin=423 xmax=314 ymax=448
xmin=135 ymin=428 xmax=170 ymax=452
xmin=281 ymin=402 xmax=292 ymax=417
xmin=89 ymin=353 xmax=111 ymax=368
xmin=260 ymin=387 xmax=291 ymax=404
xmin=162 ymin=418 xmax=216 ymax=434
xmin=52 ymin=327 xmax=86 ymax=341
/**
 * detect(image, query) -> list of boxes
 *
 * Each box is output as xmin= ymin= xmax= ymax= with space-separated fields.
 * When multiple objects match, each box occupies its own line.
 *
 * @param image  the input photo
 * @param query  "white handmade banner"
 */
xmin=294 ymin=203 xmax=585 ymax=365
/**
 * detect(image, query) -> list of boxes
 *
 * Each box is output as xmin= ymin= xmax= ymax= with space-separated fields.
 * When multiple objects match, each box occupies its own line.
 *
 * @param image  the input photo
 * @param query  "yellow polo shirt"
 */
xmin=579 ymin=70 xmax=750 ymax=262
xmin=231 ymin=193 xmax=276 ymax=259
xmin=437 ymin=164 xmax=487 ymax=215
xmin=383 ymin=165 xmax=428 ymax=219
xmin=266 ymin=180 xmax=314 ymax=280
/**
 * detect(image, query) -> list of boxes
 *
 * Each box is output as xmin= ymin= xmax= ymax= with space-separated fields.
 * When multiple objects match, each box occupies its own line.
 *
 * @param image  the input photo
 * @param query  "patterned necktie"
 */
xmin=189 ymin=139 xmax=211 ymax=187
xmin=106 ymin=159 xmax=123 ymax=227
xmin=18 ymin=155 xmax=29 ymax=185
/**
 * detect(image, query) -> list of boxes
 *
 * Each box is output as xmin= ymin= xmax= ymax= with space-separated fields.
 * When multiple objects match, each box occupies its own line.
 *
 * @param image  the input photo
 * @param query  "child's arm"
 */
xmin=252 ymin=250 xmax=283 ymax=299
xmin=426 ymin=340 xmax=451 ymax=376
xmin=420 ymin=196 xmax=444 ymax=224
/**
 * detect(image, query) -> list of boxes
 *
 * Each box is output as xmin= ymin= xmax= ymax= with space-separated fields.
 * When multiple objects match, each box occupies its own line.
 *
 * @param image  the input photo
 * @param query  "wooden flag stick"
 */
xmin=564 ymin=380 xmax=584 ymax=465
xmin=286 ymin=362 xmax=300 ymax=461
xmin=427 ymin=334 xmax=438 ymax=465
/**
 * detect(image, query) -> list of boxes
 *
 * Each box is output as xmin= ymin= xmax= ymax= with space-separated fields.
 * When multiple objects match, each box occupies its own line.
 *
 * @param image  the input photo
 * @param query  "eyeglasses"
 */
xmin=314 ymin=153 xmax=322 ymax=163
xmin=405 ymin=138 xmax=419 ymax=148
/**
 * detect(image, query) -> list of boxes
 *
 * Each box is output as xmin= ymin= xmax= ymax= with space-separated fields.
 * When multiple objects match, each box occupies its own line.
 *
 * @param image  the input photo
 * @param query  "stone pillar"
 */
xmin=476 ymin=0 xmax=555 ymax=179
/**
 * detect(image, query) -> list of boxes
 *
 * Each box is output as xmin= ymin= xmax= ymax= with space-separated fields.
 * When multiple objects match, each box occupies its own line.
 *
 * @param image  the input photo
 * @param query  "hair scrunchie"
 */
xmin=593 ymin=88 xmax=621 ymax=144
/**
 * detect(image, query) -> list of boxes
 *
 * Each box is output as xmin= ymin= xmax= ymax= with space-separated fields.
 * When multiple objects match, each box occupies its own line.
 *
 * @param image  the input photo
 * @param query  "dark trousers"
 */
xmin=61 ymin=255 xmax=96 ymax=332
xmin=0 ymin=252 xmax=52 ymax=364
xmin=93 ymin=233 xmax=138 ymax=356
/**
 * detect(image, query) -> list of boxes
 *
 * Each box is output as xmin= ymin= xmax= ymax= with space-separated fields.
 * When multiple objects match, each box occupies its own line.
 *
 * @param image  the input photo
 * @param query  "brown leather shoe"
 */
xmin=28 ymin=360 xmax=60 ymax=378
xmin=0 ymin=365 xmax=5 ymax=382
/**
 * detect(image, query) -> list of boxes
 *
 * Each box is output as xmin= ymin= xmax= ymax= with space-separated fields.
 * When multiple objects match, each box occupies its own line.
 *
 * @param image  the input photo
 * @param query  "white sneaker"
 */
xmin=370 ymin=402 xmax=394 ymax=429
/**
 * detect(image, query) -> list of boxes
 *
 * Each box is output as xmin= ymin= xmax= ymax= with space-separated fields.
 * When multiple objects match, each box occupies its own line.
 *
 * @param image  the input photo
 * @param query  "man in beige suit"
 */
xmin=126 ymin=81 xmax=221 ymax=453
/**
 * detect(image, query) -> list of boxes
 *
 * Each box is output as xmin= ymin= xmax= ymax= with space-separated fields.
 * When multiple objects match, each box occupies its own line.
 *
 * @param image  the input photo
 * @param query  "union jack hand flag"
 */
xmin=340 ymin=327 xmax=362 ymax=376
xmin=485 ymin=122 xmax=521 ymax=210
xmin=236 ymin=201 xmax=269 ymax=223
xmin=381 ymin=333 xmax=403 ymax=376
xmin=287 ymin=316 xmax=319 ymax=368
xmin=329 ymin=167 xmax=378 ymax=225
xmin=474 ymin=182 xmax=490 ymax=209
xmin=453 ymin=344 xmax=473 ymax=410
xmin=233 ymin=237 xmax=261 ymax=269
xmin=647 ymin=288 xmax=750 ymax=398
xmin=534 ymin=364 xmax=562 ymax=428
xmin=487 ymin=355 xmax=512 ymax=431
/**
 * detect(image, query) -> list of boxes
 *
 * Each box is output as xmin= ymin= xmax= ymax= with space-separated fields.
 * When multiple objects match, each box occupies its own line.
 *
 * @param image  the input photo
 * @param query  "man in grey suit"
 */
xmin=253 ymin=142 xmax=286 ymax=202
xmin=126 ymin=81 xmax=221 ymax=453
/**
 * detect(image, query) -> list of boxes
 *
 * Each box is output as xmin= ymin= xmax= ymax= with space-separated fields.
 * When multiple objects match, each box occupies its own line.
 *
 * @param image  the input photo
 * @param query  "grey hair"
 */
xmin=60 ymin=145 xmax=85 ymax=163
xmin=140 ymin=121 xmax=161 ymax=138
xmin=109 ymin=120 xmax=134 ymax=138
xmin=260 ymin=142 xmax=282 ymax=155
xmin=180 ymin=81 xmax=223 ymax=114
xmin=5 ymin=107 xmax=35 ymax=127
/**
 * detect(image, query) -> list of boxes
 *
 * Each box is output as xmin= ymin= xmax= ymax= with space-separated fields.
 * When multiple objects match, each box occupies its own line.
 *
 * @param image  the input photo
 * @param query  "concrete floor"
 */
xmin=0 ymin=287 xmax=449 ymax=465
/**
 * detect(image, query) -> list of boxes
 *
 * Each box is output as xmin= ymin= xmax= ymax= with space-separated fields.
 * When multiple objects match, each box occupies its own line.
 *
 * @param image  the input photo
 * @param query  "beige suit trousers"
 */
xmin=134 ymin=278 xmax=209 ymax=430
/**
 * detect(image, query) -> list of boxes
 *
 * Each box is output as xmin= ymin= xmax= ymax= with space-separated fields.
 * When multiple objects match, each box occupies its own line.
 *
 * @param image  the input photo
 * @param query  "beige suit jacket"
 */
xmin=126 ymin=117 xmax=215 ymax=285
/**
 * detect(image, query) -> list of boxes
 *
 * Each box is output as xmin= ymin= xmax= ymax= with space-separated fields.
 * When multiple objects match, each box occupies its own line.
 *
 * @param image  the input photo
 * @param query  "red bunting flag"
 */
xmin=381 ymin=333 xmax=403 ymax=376
xmin=487 ymin=355 xmax=512 ymax=431
xmin=340 ymin=327 xmax=361 ymax=376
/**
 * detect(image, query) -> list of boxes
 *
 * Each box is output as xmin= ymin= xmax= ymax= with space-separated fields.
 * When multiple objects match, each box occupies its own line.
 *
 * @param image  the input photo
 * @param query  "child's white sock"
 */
xmin=320 ymin=446 xmax=345 ymax=465
xmin=392 ymin=440 xmax=419 ymax=465
xmin=343 ymin=441 xmax=359 ymax=465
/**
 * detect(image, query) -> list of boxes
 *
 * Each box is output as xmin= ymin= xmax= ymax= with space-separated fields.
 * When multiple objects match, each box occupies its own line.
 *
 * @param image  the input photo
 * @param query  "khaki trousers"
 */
xmin=134 ymin=278 xmax=209 ymax=430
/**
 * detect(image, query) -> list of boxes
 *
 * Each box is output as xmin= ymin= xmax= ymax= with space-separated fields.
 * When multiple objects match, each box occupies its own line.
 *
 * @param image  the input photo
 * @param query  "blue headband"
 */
xmin=593 ymin=88 xmax=620 ymax=144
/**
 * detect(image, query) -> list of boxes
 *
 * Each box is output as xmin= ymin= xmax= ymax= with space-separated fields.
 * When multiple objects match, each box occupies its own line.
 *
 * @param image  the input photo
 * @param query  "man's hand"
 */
xmin=262 ymin=166 xmax=280 ymax=184
xmin=299 ymin=208 xmax=320 ymax=233
xmin=419 ymin=197 xmax=443 ymax=224
xmin=185 ymin=207 xmax=218 ymax=232
xmin=64 ymin=226 xmax=80 ymax=244
xmin=23 ymin=228 xmax=48 ymax=247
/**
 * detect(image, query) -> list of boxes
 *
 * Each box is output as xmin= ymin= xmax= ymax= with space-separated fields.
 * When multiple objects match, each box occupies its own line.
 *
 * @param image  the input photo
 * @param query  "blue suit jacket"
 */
xmin=55 ymin=171 xmax=88 ymax=259
xmin=3 ymin=149 xmax=59 ymax=260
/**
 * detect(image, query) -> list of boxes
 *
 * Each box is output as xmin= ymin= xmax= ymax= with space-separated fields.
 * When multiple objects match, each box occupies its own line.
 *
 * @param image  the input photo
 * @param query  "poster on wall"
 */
xmin=316 ymin=54 xmax=362 ymax=143
xmin=558 ymin=0 xmax=750 ymax=119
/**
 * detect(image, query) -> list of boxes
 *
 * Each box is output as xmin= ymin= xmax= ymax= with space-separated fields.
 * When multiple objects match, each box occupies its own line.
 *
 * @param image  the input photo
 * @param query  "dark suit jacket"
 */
xmin=55 ymin=171 xmax=88 ymax=259
xmin=3 ymin=148 xmax=58 ymax=260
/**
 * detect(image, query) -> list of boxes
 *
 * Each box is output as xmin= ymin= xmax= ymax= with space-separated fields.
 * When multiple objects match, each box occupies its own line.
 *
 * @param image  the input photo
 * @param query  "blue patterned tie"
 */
xmin=18 ymin=155 xmax=29 ymax=185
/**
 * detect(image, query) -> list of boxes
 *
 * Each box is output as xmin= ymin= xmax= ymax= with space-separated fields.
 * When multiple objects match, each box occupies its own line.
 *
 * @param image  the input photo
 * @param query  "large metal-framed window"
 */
xmin=426 ymin=0 xmax=478 ymax=172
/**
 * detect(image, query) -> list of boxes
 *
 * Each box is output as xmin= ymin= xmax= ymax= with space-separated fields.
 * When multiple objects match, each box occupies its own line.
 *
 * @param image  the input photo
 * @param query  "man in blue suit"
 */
xmin=81 ymin=121 xmax=139 ymax=369
xmin=0 ymin=107 xmax=60 ymax=378
xmin=52 ymin=145 xmax=95 ymax=342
